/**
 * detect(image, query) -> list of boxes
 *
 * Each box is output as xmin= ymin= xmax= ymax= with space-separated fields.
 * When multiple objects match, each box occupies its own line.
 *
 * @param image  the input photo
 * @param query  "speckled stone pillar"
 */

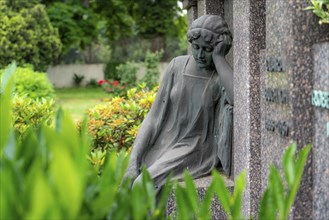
xmin=285 ymin=2 xmax=328 ymax=218
xmin=233 ymin=0 xmax=266 ymax=217
xmin=260 ymin=0 xmax=329 ymax=219
xmin=224 ymin=0 xmax=233 ymax=66
xmin=196 ymin=0 xmax=224 ymax=17
xmin=182 ymin=0 xmax=198 ymax=26
xmin=197 ymin=0 xmax=205 ymax=16
xmin=184 ymin=0 xmax=225 ymax=20
xmin=205 ymin=0 xmax=224 ymax=16
xmin=260 ymin=0 xmax=292 ymax=199
xmin=312 ymin=43 xmax=329 ymax=220
xmin=182 ymin=0 xmax=197 ymax=54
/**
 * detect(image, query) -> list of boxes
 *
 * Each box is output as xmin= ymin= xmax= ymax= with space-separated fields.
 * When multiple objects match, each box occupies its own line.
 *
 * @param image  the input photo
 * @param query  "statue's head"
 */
xmin=187 ymin=15 xmax=232 ymax=70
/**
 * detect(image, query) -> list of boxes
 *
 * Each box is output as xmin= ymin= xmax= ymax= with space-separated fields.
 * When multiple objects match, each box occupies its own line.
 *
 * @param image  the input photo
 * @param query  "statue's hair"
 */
xmin=187 ymin=15 xmax=232 ymax=52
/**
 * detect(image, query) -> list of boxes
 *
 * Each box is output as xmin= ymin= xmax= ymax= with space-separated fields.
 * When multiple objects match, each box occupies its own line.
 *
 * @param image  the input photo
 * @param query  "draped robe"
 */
xmin=129 ymin=55 xmax=233 ymax=188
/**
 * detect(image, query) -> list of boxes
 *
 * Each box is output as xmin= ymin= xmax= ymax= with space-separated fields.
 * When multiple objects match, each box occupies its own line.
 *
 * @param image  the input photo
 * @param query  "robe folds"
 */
xmin=128 ymin=55 xmax=233 ymax=188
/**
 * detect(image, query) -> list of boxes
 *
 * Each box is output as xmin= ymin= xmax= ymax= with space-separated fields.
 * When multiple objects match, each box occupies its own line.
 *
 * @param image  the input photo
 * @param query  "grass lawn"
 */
xmin=55 ymin=87 xmax=111 ymax=121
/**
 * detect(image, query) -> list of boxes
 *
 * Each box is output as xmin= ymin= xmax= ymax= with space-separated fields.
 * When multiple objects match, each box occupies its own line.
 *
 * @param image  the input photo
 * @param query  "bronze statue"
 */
xmin=124 ymin=15 xmax=233 ymax=191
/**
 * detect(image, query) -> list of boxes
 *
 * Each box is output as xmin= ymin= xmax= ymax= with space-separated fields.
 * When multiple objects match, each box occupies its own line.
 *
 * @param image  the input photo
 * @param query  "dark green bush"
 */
xmin=103 ymin=50 xmax=162 ymax=90
xmin=73 ymin=73 xmax=84 ymax=87
xmin=86 ymin=78 xmax=98 ymax=88
xmin=116 ymin=61 xmax=138 ymax=86
xmin=104 ymin=61 xmax=121 ymax=80
xmin=0 ymin=4 xmax=62 ymax=71
xmin=141 ymin=50 xmax=163 ymax=88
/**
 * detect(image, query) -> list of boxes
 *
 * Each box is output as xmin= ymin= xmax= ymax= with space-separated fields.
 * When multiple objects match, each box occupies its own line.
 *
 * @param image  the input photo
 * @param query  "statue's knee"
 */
xmin=132 ymin=174 xmax=142 ymax=188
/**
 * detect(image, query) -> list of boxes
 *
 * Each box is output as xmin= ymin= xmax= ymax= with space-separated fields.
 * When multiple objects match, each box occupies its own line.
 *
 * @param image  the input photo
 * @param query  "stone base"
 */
xmin=166 ymin=175 xmax=234 ymax=219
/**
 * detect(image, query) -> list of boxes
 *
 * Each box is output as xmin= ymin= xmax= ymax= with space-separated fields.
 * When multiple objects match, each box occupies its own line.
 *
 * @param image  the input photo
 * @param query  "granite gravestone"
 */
xmin=312 ymin=42 xmax=329 ymax=220
xmin=196 ymin=1 xmax=329 ymax=219
xmin=182 ymin=1 xmax=329 ymax=219
xmin=258 ymin=1 xmax=329 ymax=219
xmin=184 ymin=0 xmax=328 ymax=219
xmin=146 ymin=0 xmax=329 ymax=219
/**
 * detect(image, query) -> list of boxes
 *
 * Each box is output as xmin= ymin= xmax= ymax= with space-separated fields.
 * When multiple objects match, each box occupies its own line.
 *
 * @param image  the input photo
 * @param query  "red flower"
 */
xmin=98 ymin=80 xmax=106 ymax=85
xmin=109 ymin=80 xmax=120 ymax=86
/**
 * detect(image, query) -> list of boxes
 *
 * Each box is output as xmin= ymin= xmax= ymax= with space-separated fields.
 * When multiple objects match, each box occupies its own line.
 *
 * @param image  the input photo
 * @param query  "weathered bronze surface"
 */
xmin=124 ymin=15 xmax=234 ymax=190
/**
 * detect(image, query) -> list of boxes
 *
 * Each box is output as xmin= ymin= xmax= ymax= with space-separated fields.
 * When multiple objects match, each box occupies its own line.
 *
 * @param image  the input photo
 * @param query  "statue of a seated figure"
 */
xmin=124 ymin=15 xmax=233 ymax=191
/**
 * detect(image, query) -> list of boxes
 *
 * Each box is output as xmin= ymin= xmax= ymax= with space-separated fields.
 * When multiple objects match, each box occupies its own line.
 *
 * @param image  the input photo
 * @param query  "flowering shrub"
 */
xmin=0 ymin=63 xmax=55 ymax=138
xmin=98 ymin=79 xmax=126 ymax=96
xmin=98 ymin=79 xmax=107 ymax=86
xmin=87 ymin=84 xmax=158 ymax=152
xmin=12 ymin=96 xmax=54 ymax=137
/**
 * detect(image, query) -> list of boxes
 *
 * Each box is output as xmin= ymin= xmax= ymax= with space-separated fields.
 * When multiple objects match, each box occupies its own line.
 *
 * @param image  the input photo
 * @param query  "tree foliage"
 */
xmin=0 ymin=2 xmax=62 ymax=71
xmin=45 ymin=1 xmax=99 ymax=54
xmin=91 ymin=0 xmax=135 ymax=41
xmin=132 ymin=0 xmax=185 ymax=39
xmin=92 ymin=0 xmax=185 ymax=40
xmin=132 ymin=0 xmax=187 ymax=53
xmin=0 ymin=0 xmax=186 ymax=67
xmin=92 ymin=0 xmax=187 ymax=59
xmin=1 ymin=0 xmax=41 ymax=11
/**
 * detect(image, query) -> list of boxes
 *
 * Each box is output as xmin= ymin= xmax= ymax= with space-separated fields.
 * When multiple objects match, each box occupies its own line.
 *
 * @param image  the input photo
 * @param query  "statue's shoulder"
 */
xmin=170 ymin=55 xmax=191 ymax=72
xmin=172 ymin=55 xmax=191 ymax=66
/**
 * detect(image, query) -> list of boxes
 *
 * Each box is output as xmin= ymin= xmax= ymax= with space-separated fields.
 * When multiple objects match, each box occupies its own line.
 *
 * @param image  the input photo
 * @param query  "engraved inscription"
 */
xmin=265 ymin=88 xmax=289 ymax=104
xmin=265 ymin=118 xmax=289 ymax=137
xmin=266 ymin=57 xmax=286 ymax=72
xmin=312 ymin=90 xmax=329 ymax=109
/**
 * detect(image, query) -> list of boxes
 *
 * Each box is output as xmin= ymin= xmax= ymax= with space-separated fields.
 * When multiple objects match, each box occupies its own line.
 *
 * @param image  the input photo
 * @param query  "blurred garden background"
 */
xmin=0 ymin=0 xmax=188 ymax=121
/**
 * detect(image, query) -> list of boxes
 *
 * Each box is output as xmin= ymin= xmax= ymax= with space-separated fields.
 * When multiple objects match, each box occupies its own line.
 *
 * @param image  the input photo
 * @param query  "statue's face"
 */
xmin=191 ymin=37 xmax=214 ymax=70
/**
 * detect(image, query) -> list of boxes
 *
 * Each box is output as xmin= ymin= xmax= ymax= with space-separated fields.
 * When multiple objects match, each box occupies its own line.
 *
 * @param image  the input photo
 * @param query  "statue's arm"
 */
xmin=126 ymin=59 xmax=175 ymax=177
xmin=212 ymin=35 xmax=234 ymax=105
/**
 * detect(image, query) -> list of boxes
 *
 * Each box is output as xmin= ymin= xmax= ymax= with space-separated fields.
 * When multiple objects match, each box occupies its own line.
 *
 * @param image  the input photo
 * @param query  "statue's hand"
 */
xmin=122 ymin=158 xmax=140 ymax=184
xmin=213 ymin=34 xmax=232 ymax=58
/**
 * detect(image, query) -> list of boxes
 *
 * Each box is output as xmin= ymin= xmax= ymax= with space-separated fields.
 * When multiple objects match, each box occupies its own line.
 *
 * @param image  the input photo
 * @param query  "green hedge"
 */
xmin=5 ymin=66 xmax=54 ymax=99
